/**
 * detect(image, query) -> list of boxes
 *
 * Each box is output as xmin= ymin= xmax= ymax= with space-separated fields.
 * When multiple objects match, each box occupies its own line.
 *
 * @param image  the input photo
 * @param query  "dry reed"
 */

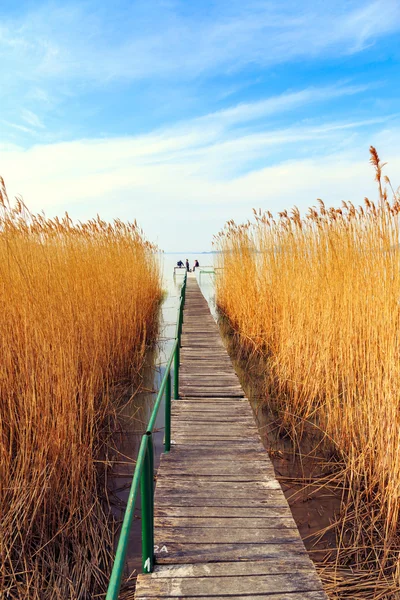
xmin=0 ymin=179 xmax=161 ymax=599
xmin=214 ymin=148 xmax=400 ymax=597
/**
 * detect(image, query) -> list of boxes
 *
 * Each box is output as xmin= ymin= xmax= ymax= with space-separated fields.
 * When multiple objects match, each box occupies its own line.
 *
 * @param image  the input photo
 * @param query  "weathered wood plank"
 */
xmin=168 ymin=439 xmax=266 ymax=448
xmin=180 ymin=391 xmax=245 ymax=397
xmin=154 ymin=506 xmax=289 ymax=518
xmin=134 ymin=594 xmax=327 ymax=600
xmin=148 ymin=559 xmax=316 ymax=577
xmin=157 ymin=468 xmax=275 ymax=480
xmin=153 ymin=527 xmax=301 ymax=545
xmin=155 ymin=517 xmax=295 ymax=529
xmin=172 ymin=424 xmax=258 ymax=433
xmin=154 ymin=540 xmax=308 ymax=563
xmin=155 ymin=480 xmax=282 ymax=495
xmin=136 ymin=572 xmax=324 ymax=596
xmin=160 ymin=449 xmax=271 ymax=460
xmin=170 ymin=417 xmax=254 ymax=424
xmin=153 ymin=494 xmax=288 ymax=508
xmin=172 ymin=397 xmax=249 ymax=403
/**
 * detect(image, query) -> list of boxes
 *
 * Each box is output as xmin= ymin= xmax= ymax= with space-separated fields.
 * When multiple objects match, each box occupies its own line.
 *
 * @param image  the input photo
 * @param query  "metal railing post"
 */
xmin=173 ymin=346 xmax=179 ymax=400
xmin=141 ymin=434 xmax=154 ymax=574
xmin=106 ymin=435 xmax=148 ymax=600
xmin=106 ymin=272 xmax=188 ymax=596
xmin=174 ymin=283 xmax=185 ymax=400
xmin=164 ymin=372 xmax=171 ymax=452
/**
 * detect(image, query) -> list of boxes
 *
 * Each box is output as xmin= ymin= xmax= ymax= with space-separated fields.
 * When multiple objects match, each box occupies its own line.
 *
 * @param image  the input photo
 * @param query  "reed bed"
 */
xmin=214 ymin=148 xmax=400 ymax=597
xmin=0 ymin=179 xmax=161 ymax=599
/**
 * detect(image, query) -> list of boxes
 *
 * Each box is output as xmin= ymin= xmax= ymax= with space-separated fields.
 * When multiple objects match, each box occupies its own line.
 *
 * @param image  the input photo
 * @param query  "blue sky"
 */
xmin=1 ymin=0 xmax=400 ymax=251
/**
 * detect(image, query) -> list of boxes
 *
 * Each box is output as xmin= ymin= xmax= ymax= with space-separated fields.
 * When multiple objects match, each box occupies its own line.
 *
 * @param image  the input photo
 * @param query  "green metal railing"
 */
xmin=106 ymin=273 xmax=187 ymax=600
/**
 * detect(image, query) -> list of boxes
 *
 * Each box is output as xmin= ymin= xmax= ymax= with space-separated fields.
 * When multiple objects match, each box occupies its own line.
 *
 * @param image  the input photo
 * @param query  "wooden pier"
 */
xmin=135 ymin=274 xmax=327 ymax=600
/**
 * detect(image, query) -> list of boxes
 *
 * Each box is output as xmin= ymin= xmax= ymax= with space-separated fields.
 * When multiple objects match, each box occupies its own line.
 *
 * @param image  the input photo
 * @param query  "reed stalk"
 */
xmin=0 ymin=179 xmax=161 ymax=599
xmin=214 ymin=148 xmax=400 ymax=597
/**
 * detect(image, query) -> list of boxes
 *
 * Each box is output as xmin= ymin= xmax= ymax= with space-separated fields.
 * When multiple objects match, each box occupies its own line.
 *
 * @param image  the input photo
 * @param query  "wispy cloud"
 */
xmin=0 ymin=1 xmax=398 ymax=150
xmin=0 ymin=1 xmax=399 ymax=250
xmin=1 ymin=1 xmax=399 ymax=86
xmin=1 ymin=93 xmax=398 ymax=249
xmin=2 ymin=121 xmax=36 ymax=134
xmin=20 ymin=109 xmax=45 ymax=129
xmin=191 ymin=83 xmax=373 ymax=131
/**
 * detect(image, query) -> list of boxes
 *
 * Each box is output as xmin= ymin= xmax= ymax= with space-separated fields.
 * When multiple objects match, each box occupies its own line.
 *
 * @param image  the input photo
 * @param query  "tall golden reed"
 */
xmin=214 ymin=149 xmax=400 ymax=596
xmin=0 ymin=179 xmax=161 ymax=599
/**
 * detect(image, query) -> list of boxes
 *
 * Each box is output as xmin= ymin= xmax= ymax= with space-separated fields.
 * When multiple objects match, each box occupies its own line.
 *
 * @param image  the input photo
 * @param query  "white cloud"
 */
xmin=1 ymin=97 xmax=398 ymax=251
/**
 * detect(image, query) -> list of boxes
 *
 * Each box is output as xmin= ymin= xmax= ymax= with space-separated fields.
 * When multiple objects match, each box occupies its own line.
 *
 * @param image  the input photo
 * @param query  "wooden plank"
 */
xmin=172 ymin=423 xmax=258 ymax=433
xmin=170 ymin=416 xmax=254 ymax=423
xmin=136 ymin=572 xmax=324 ymax=596
xmin=155 ymin=480 xmax=282 ymax=495
xmin=172 ymin=397 xmax=249 ymax=402
xmin=169 ymin=439 xmax=265 ymax=448
xmin=158 ymin=458 xmax=270 ymax=466
xmin=157 ymin=464 xmax=275 ymax=478
xmin=160 ymin=449 xmax=271 ymax=460
xmin=134 ymin=594 xmax=327 ymax=600
xmin=153 ymin=528 xmax=301 ymax=545
xmin=171 ymin=418 xmax=253 ymax=424
xmin=154 ymin=541 xmax=308 ymax=563
xmin=148 ymin=559 xmax=317 ymax=577
xmin=155 ymin=517 xmax=295 ymax=529
xmin=180 ymin=391 xmax=245 ymax=397
xmin=179 ymin=379 xmax=241 ymax=385
xmin=157 ymin=475 xmax=276 ymax=483
xmin=154 ymin=506 xmax=289 ymax=518
xmin=153 ymin=494 xmax=288 ymax=508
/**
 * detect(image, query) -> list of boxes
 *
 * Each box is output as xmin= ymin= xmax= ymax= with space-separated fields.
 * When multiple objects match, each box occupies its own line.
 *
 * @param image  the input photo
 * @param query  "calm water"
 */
xmin=109 ymin=252 xmax=216 ymax=581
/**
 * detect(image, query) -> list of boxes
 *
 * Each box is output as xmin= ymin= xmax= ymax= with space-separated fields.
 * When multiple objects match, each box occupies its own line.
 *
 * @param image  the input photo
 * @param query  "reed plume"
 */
xmin=214 ymin=148 xmax=400 ymax=597
xmin=0 ymin=179 xmax=161 ymax=599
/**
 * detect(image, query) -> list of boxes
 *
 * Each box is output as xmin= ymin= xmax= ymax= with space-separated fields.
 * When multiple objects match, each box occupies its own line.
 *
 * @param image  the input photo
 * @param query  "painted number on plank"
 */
xmin=154 ymin=545 xmax=168 ymax=553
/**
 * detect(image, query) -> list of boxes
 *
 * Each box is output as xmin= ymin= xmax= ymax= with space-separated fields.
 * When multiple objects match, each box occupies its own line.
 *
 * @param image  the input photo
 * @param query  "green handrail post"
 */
xmin=148 ymin=433 xmax=155 ymax=558
xmin=106 ymin=272 xmax=187 ymax=597
xmin=173 ymin=288 xmax=184 ymax=400
xmin=106 ymin=434 xmax=148 ymax=600
xmin=141 ymin=433 xmax=154 ymax=574
xmin=173 ymin=346 xmax=179 ymax=400
xmin=165 ymin=372 xmax=171 ymax=452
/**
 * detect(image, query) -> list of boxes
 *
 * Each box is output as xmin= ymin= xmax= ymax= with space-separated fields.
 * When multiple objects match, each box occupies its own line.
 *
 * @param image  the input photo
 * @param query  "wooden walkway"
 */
xmin=135 ymin=274 xmax=327 ymax=600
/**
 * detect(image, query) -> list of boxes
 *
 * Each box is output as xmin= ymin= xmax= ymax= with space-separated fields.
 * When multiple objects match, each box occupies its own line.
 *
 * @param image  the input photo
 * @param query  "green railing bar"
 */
xmin=106 ymin=434 xmax=148 ymax=600
xmin=106 ymin=272 xmax=186 ymax=600
xmin=165 ymin=372 xmax=171 ymax=452
xmin=173 ymin=347 xmax=179 ymax=400
xmin=141 ymin=433 xmax=154 ymax=574
xmin=147 ymin=337 xmax=178 ymax=434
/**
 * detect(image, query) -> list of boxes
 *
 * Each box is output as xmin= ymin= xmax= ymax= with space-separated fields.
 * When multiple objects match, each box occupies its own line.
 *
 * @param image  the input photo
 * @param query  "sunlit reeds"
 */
xmin=214 ymin=148 xmax=400 ymax=596
xmin=0 ymin=179 xmax=161 ymax=599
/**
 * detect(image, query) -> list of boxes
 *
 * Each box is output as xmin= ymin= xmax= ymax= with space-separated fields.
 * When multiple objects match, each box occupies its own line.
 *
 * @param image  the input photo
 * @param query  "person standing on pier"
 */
xmin=185 ymin=258 xmax=190 ymax=271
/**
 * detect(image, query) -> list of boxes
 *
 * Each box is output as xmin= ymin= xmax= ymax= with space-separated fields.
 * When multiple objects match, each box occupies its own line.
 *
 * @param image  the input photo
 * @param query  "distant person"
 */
xmin=185 ymin=259 xmax=190 ymax=272
xmin=193 ymin=259 xmax=199 ymax=271
xmin=176 ymin=260 xmax=184 ymax=268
